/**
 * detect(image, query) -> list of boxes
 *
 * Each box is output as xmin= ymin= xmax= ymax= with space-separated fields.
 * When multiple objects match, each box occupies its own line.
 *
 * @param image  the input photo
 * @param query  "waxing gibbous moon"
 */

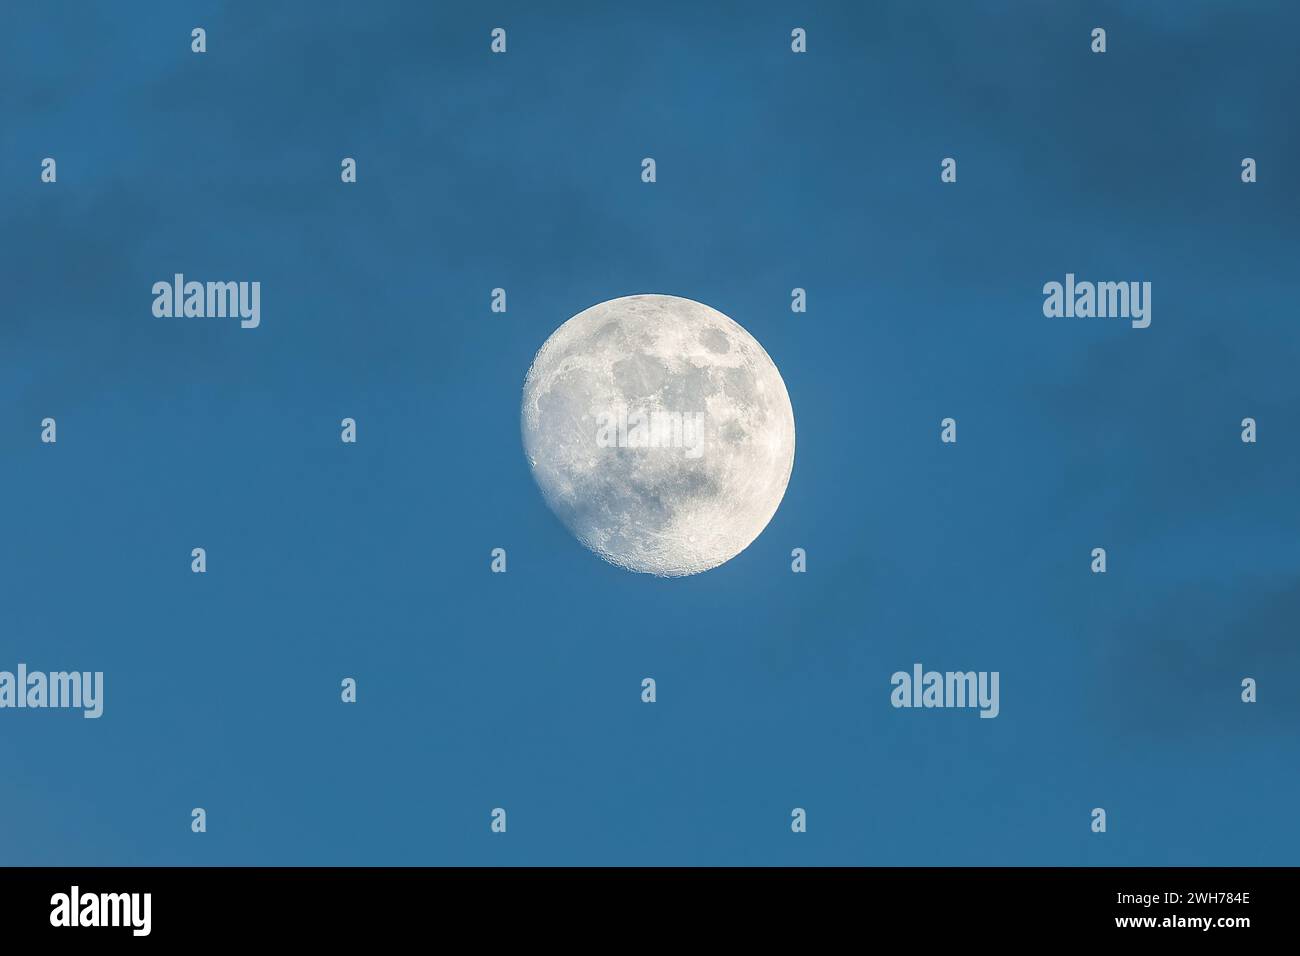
xmin=521 ymin=294 xmax=796 ymax=576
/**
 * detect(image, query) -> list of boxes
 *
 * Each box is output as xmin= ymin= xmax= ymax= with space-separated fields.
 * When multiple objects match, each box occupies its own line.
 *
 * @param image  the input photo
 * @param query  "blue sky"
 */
xmin=1 ymin=1 xmax=1297 ymax=865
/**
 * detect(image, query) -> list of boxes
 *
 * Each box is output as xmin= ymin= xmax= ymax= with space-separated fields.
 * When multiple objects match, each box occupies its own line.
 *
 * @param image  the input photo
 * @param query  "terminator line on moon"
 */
xmin=521 ymin=294 xmax=796 ymax=576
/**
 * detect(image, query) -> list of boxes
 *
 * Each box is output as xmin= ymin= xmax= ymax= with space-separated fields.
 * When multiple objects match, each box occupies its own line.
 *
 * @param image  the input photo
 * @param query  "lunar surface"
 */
xmin=521 ymin=294 xmax=796 ymax=576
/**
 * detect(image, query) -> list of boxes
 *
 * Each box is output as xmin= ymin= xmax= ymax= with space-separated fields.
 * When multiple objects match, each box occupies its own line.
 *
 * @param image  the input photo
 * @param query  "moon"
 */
xmin=521 ymin=294 xmax=796 ymax=576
